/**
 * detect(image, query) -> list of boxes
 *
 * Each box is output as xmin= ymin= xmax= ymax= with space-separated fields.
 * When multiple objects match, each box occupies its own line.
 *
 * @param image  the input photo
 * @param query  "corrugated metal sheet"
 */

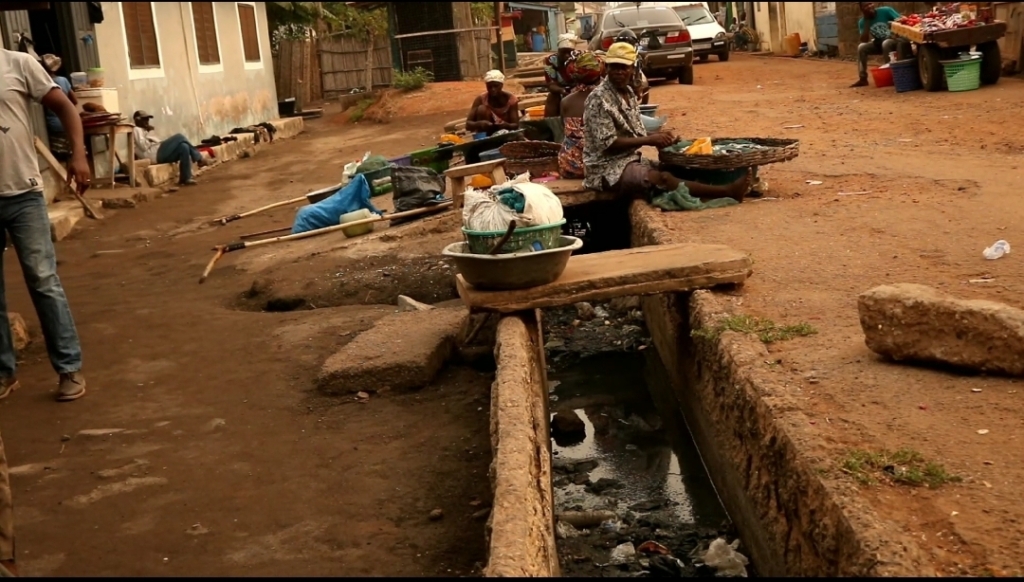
xmin=57 ymin=1 xmax=99 ymax=70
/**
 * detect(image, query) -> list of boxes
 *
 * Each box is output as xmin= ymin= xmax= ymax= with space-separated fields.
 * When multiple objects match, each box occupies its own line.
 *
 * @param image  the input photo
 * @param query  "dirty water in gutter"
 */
xmin=545 ymin=305 xmax=755 ymax=578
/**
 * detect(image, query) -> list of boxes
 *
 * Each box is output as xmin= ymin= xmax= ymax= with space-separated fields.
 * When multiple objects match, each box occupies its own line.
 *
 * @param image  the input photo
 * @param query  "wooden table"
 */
xmin=84 ymin=122 xmax=136 ymax=189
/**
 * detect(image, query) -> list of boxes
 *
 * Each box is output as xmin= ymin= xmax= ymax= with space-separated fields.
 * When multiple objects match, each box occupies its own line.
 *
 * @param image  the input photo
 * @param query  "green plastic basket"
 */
xmin=462 ymin=220 xmax=566 ymax=254
xmin=941 ymin=58 xmax=981 ymax=92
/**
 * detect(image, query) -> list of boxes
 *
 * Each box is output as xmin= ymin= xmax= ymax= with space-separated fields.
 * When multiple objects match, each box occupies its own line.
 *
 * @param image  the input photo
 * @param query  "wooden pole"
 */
xmin=494 ymin=1 xmax=506 ymax=73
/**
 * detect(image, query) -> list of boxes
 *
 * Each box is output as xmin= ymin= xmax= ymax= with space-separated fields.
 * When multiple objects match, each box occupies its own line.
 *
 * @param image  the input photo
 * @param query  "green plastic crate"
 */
xmin=410 ymin=146 xmax=455 ymax=175
xmin=941 ymin=58 xmax=981 ymax=92
xmin=462 ymin=221 xmax=566 ymax=255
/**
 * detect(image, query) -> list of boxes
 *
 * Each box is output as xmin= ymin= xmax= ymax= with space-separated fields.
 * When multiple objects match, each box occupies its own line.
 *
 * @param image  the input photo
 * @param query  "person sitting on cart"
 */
xmin=851 ymin=2 xmax=902 ymax=87
xmin=581 ymin=42 xmax=749 ymax=202
xmin=466 ymin=70 xmax=520 ymax=137
xmin=542 ymin=34 xmax=580 ymax=118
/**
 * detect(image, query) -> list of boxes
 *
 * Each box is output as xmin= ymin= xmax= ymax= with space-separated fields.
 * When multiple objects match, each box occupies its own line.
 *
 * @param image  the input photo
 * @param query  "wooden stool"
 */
xmin=445 ymin=159 xmax=508 ymax=210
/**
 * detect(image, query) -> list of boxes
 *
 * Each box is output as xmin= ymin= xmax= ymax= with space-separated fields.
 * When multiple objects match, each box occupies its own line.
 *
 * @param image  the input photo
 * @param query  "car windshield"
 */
xmin=605 ymin=7 xmax=680 ymax=29
xmin=674 ymin=6 xmax=716 ymax=26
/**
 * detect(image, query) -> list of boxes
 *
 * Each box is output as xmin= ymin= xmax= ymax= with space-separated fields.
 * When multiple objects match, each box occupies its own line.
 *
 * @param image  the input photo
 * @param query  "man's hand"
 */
xmin=646 ymin=132 xmax=678 ymax=149
xmin=67 ymin=152 xmax=91 ymax=195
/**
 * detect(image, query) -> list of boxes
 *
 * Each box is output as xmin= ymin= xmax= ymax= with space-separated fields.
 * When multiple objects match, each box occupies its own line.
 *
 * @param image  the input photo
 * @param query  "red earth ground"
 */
xmin=1 ymin=54 xmax=1021 ymax=575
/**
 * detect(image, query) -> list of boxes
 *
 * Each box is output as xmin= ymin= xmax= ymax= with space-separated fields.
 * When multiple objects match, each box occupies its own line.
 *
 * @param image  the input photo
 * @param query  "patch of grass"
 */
xmin=392 ymin=67 xmax=434 ymax=91
xmin=348 ymin=97 xmax=376 ymax=122
xmin=839 ymin=448 xmax=962 ymax=488
xmin=691 ymin=314 xmax=817 ymax=344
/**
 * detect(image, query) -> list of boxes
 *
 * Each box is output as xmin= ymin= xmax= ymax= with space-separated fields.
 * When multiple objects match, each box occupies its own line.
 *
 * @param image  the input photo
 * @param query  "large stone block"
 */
xmin=317 ymin=307 xmax=467 ymax=395
xmin=858 ymin=283 xmax=1024 ymax=376
xmin=8 ymin=312 xmax=29 ymax=351
xmin=48 ymin=201 xmax=85 ymax=242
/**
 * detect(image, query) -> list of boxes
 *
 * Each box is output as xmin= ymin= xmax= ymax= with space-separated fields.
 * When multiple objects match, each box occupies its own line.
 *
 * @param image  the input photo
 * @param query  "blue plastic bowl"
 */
xmin=474 ymin=132 xmax=488 ymax=140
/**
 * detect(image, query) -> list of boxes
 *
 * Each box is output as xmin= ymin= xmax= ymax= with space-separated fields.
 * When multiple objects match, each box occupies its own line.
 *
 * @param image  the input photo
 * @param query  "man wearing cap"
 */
xmin=465 ymin=70 xmax=520 ymax=137
xmin=132 ymin=111 xmax=210 ymax=186
xmin=583 ymin=42 xmax=749 ymax=202
xmin=0 ymin=42 xmax=94 ymax=577
xmin=850 ymin=2 xmax=902 ymax=88
xmin=542 ymin=34 xmax=579 ymax=117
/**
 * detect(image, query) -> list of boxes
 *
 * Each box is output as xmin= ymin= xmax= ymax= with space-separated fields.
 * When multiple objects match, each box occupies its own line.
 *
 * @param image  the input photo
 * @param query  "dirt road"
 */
xmin=2 ymin=54 xmax=1021 ymax=576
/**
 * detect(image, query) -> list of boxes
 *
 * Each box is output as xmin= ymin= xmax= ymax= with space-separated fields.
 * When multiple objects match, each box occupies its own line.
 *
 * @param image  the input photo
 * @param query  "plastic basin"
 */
xmin=870 ymin=66 xmax=894 ymax=88
xmin=442 ymin=236 xmax=583 ymax=291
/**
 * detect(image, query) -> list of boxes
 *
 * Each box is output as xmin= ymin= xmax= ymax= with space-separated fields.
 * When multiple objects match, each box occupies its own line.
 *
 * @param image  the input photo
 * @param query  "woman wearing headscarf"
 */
xmin=466 ymin=69 xmax=520 ymax=137
xmin=558 ymin=51 xmax=605 ymax=179
xmin=542 ymin=33 xmax=580 ymax=118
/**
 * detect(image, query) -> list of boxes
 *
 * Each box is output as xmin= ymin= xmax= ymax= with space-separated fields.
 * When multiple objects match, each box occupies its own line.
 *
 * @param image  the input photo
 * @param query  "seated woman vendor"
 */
xmin=582 ymin=43 xmax=749 ymax=202
xmin=466 ymin=70 xmax=520 ymax=136
xmin=558 ymin=51 xmax=605 ymax=179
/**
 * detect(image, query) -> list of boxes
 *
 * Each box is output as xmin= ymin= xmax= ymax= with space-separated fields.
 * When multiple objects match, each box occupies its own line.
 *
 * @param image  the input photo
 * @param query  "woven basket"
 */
xmin=505 ymin=156 xmax=559 ymax=176
xmin=499 ymin=140 xmax=562 ymax=160
xmin=658 ymin=137 xmax=800 ymax=170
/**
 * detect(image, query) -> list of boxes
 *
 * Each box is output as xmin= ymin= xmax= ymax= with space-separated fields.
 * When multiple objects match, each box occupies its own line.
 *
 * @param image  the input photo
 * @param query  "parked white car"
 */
xmin=671 ymin=2 xmax=730 ymax=62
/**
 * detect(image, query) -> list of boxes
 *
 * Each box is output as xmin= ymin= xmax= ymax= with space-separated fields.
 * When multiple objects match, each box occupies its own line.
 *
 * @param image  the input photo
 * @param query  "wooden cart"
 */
xmin=890 ymin=21 xmax=1007 ymax=92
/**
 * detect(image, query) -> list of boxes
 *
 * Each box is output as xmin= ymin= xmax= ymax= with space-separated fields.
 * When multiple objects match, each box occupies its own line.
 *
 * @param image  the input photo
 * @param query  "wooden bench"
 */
xmin=455 ymin=243 xmax=754 ymax=313
xmin=446 ymin=158 xmax=620 ymax=211
xmin=445 ymin=159 xmax=508 ymax=210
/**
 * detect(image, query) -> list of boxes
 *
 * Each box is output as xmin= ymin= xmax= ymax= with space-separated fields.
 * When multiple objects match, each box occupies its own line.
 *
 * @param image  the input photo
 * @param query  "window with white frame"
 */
xmin=192 ymin=2 xmax=221 ymax=66
xmin=122 ymin=2 xmax=160 ymax=69
xmin=236 ymin=2 xmax=262 ymax=66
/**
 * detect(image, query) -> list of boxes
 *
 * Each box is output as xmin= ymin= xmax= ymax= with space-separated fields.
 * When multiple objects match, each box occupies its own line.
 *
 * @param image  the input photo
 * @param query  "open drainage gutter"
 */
xmin=482 ymin=200 xmax=930 ymax=577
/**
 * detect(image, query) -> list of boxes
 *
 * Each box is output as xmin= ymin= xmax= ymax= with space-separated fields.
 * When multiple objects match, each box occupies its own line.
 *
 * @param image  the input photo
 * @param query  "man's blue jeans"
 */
xmin=0 ymin=192 xmax=82 ymax=377
xmin=156 ymin=133 xmax=202 ymax=183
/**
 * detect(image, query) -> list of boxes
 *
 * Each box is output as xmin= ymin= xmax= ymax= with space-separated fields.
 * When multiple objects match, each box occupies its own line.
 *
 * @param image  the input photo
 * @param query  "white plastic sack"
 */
xmin=513 ymin=182 xmax=564 ymax=227
xmin=702 ymin=538 xmax=749 ymax=577
xmin=462 ymin=189 xmax=520 ymax=232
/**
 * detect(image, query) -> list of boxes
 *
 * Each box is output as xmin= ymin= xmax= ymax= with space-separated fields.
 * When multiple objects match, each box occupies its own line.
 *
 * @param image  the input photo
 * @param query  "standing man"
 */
xmin=851 ymin=2 xmax=901 ymax=87
xmin=0 ymin=43 xmax=93 ymax=577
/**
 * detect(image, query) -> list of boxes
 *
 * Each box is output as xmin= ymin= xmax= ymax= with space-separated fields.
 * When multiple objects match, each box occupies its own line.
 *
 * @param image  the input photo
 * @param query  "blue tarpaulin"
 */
xmin=292 ymin=174 xmax=383 ymax=234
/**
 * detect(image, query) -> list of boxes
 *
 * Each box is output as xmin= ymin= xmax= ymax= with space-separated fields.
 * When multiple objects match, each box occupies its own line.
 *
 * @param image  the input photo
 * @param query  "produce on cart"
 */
xmin=888 ymin=4 xmax=1005 ymax=92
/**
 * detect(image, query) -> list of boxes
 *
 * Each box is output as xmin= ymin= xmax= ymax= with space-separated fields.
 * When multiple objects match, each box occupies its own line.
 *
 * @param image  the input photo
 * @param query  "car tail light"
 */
xmin=602 ymin=36 xmax=614 ymax=50
xmin=665 ymin=30 xmax=691 ymax=44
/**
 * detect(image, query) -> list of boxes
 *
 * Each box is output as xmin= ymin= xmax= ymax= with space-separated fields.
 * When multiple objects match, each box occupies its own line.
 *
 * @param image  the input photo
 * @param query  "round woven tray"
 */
xmin=499 ymin=140 xmax=562 ymax=160
xmin=658 ymin=137 xmax=800 ymax=170
xmin=505 ymin=156 xmax=559 ymax=176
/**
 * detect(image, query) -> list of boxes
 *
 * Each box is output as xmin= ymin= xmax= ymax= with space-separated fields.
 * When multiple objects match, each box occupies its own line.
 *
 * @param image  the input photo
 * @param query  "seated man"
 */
xmin=851 ymin=2 xmax=903 ymax=88
xmin=39 ymin=54 xmax=77 ymax=159
xmin=465 ymin=70 xmax=520 ymax=137
xmin=132 ymin=110 xmax=210 ymax=186
xmin=582 ymin=42 xmax=748 ymax=203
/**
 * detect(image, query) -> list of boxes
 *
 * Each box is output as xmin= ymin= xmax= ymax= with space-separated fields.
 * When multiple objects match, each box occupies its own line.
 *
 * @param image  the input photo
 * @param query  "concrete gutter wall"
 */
xmin=630 ymin=201 xmax=931 ymax=577
xmin=485 ymin=315 xmax=559 ymax=577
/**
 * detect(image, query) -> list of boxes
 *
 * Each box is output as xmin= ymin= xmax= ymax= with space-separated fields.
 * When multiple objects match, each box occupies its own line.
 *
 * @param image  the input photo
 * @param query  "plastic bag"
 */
xmin=463 ymin=189 xmax=521 ymax=232
xmin=702 ymin=538 xmax=749 ymax=577
xmin=356 ymin=154 xmax=390 ymax=174
xmin=685 ymin=137 xmax=713 ymax=155
xmin=341 ymin=151 xmax=372 ymax=184
xmin=608 ymin=542 xmax=636 ymax=566
xmin=513 ymin=182 xmax=563 ymax=226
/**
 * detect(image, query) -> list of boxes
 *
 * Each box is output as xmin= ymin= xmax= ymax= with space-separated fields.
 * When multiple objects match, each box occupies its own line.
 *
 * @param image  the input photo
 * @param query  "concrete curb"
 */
xmin=630 ymin=200 xmax=932 ymax=576
xmin=45 ymin=117 xmax=305 ymax=242
xmin=485 ymin=315 xmax=559 ymax=577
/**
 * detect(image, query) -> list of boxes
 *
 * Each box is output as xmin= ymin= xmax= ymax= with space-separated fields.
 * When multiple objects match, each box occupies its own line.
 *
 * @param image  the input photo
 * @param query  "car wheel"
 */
xmin=678 ymin=66 xmax=694 ymax=85
xmin=698 ymin=54 xmax=709 ymax=62
xmin=718 ymin=50 xmax=730 ymax=62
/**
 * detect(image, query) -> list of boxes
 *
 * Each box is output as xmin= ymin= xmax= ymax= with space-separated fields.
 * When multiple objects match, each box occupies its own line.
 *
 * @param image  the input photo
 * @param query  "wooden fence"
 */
xmin=319 ymin=34 xmax=393 ymax=98
xmin=273 ymin=38 xmax=323 ymax=111
xmin=273 ymin=31 xmax=498 ymax=104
